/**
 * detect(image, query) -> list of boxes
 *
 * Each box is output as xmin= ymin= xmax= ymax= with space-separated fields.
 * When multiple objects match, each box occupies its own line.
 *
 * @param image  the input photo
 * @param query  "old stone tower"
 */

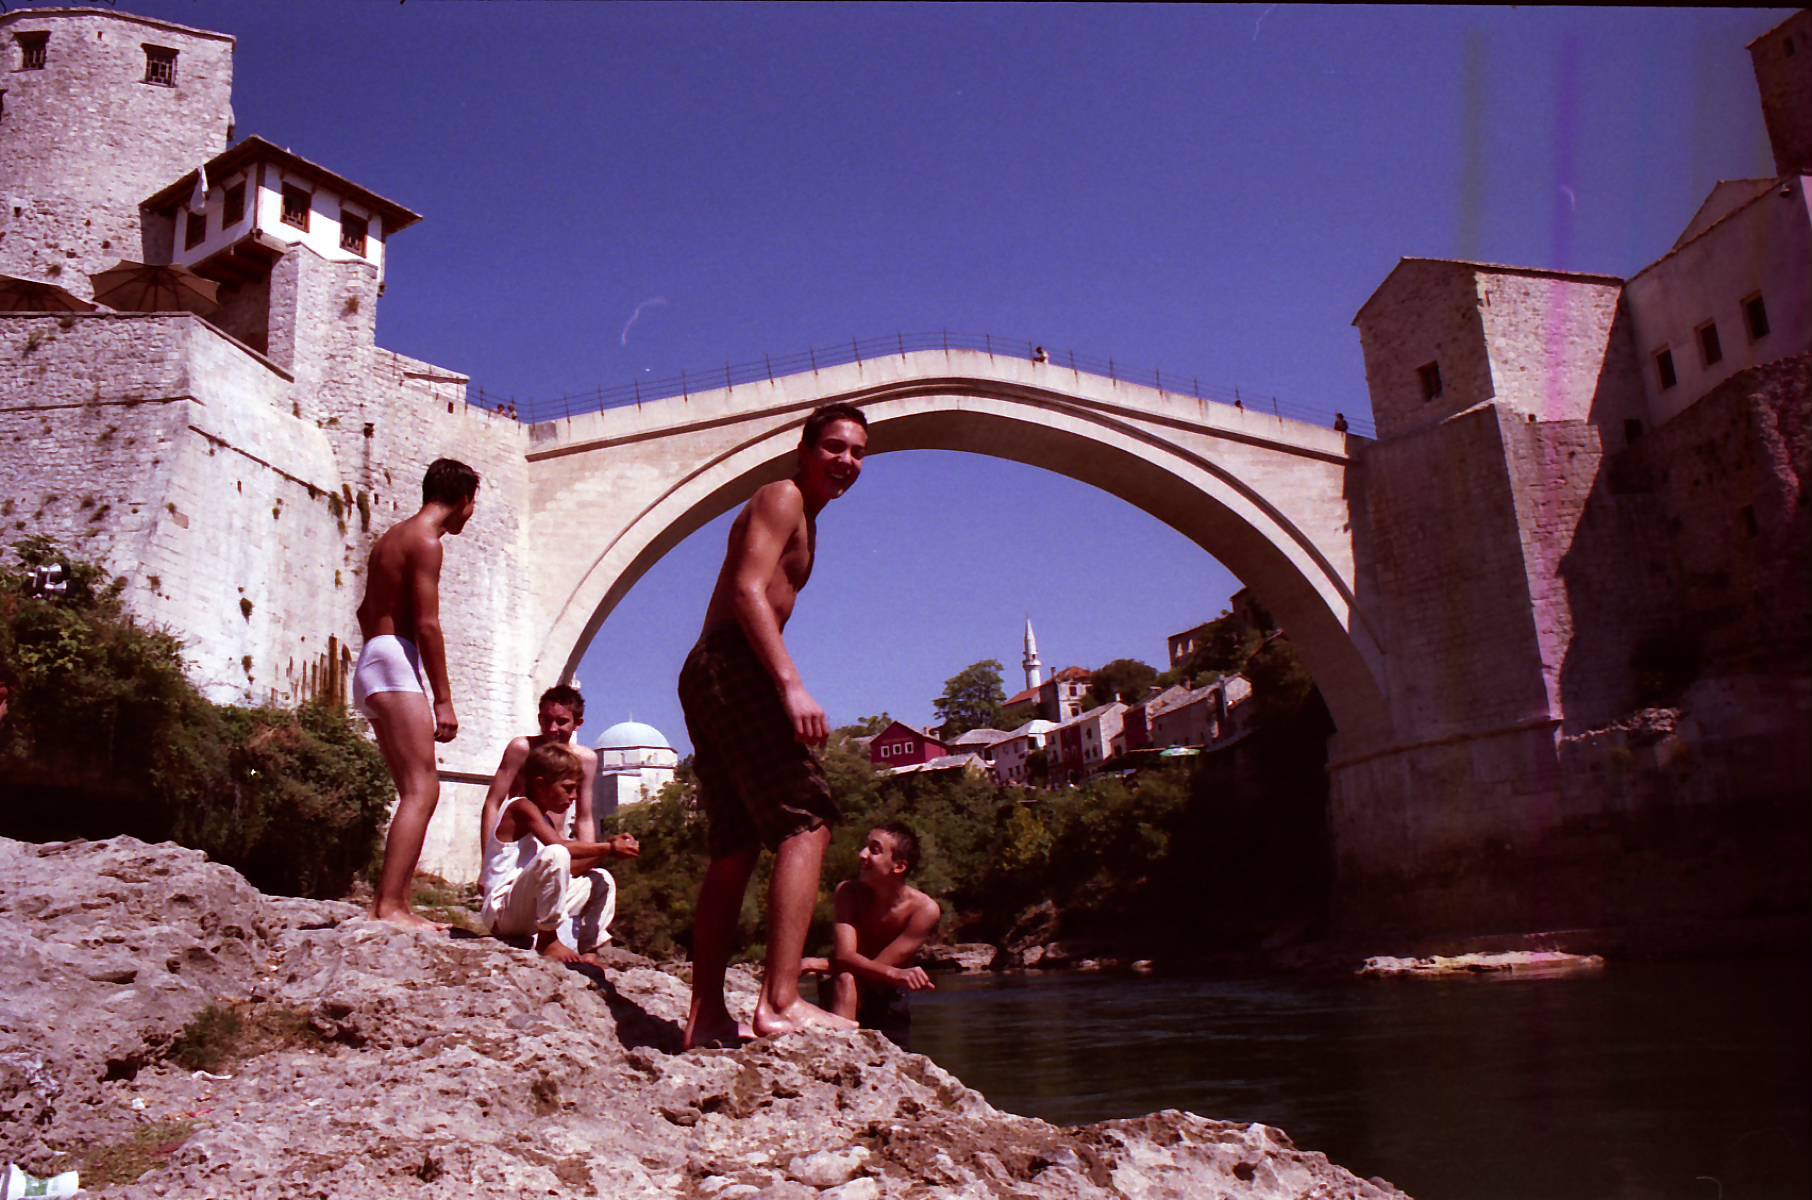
xmin=0 ymin=8 xmax=234 ymax=290
xmin=0 ymin=6 xmax=534 ymax=879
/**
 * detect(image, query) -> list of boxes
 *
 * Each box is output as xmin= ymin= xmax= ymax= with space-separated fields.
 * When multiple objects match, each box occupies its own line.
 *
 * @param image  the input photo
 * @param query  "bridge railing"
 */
xmin=481 ymin=331 xmax=1375 ymax=439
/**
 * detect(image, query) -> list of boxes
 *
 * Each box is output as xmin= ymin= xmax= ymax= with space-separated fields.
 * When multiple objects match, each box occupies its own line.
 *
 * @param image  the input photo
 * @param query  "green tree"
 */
xmin=838 ymin=712 xmax=893 ymax=738
xmin=1244 ymin=635 xmax=1320 ymax=725
xmin=1086 ymin=658 xmax=1158 ymax=710
xmin=0 ymin=538 xmax=391 ymax=898
xmin=933 ymin=659 xmax=1006 ymax=738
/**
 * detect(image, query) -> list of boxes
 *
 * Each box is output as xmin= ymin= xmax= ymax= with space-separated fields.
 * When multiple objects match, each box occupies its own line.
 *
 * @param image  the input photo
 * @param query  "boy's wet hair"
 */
xmin=800 ymin=403 xmax=868 ymax=448
xmin=874 ymin=820 xmax=921 ymax=875
xmin=422 ymin=458 xmax=481 ymax=506
xmin=539 ymin=684 xmax=585 ymax=720
xmin=524 ymin=741 xmax=583 ymax=787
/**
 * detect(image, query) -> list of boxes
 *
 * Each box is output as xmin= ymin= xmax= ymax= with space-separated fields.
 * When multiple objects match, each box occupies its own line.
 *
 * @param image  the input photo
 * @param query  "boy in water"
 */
xmin=353 ymin=458 xmax=478 ymax=930
xmin=678 ymin=403 xmax=870 ymax=1048
xmin=480 ymin=684 xmax=600 ymax=852
xmin=479 ymin=742 xmax=640 ymax=964
xmin=808 ymin=821 xmax=940 ymax=1049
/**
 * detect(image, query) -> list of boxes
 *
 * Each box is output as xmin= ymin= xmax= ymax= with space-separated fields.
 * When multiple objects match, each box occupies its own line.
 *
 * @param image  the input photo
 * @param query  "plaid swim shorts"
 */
xmin=678 ymin=624 xmax=837 ymax=858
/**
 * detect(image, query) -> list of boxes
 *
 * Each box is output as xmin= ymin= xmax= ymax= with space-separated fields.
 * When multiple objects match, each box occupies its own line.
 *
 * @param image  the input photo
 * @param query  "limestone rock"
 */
xmin=0 ymin=836 xmax=1413 ymax=1198
xmin=919 ymin=942 xmax=999 ymax=973
xmin=1358 ymin=951 xmax=1606 ymax=979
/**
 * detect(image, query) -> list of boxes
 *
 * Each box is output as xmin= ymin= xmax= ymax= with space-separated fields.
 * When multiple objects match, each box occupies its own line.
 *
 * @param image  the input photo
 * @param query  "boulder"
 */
xmin=918 ymin=942 xmax=998 ymax=973
xmin=0 ymin=837 xmax=1411 ymax=1198
xmin=1357 ymin=951 xmax=1606 ymax=979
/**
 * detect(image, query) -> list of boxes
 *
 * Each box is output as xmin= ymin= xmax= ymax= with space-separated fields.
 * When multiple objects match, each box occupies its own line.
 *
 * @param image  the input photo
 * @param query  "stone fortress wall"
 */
xmin=0 ymin=8 xmax=235 ymax=292
xmin=0 ymin=8 xmax=536 ymax=880
xmin=0 ymin=6 xmax=1805 ymax=933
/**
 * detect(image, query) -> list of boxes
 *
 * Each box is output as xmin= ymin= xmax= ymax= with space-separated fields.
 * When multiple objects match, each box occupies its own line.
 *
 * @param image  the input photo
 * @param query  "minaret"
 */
xmin=1023 ymin=616 xmax=1044 ymax=691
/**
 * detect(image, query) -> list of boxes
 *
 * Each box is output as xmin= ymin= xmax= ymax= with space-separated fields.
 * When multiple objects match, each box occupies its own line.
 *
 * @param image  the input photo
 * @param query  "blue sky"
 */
xmin=117 ymin=3 xmax=1790 ymax=752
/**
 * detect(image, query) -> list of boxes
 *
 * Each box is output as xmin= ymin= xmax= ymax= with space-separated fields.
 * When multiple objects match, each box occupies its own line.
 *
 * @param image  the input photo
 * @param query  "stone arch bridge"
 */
xmin=521 ymin=348 xmax=1389 ymax=753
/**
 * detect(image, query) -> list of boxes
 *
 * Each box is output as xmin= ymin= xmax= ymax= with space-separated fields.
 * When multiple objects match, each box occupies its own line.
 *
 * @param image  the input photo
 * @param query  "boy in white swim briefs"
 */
xmin=355 ymin=457 xmax=479 ymax=930
xmin=352 ymin=633 xmax=431 ymax=713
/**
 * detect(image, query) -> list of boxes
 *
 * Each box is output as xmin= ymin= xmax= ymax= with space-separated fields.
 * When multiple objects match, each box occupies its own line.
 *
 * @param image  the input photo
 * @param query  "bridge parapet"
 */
xmin=526 ymin=348 xmax=1361 ymax=464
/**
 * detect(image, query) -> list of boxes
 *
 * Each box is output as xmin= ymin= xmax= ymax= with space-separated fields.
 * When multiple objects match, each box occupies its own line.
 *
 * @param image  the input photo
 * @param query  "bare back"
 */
xmin=700 ymin=479 xmax=815 ymax=636
xmin=357 ymin=513 xmax=440 ymax=642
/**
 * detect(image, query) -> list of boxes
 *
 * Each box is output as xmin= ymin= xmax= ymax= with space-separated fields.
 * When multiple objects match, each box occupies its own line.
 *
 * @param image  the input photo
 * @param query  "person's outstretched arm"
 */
xmin=479 ymin=738 xmax=531 ymax=853
xmin=408 ymin=534 xmax=457 ymax=743
xmin=830 ymin=889 xmax=939 ymax=992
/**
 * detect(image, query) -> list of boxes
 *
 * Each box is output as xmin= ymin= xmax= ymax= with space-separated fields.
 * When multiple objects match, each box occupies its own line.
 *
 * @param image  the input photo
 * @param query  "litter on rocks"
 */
xmin=2 ymin=1163 xmax=81 ymax=1198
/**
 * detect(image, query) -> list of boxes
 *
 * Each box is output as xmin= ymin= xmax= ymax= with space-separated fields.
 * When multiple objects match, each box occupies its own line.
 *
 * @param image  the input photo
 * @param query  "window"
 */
xmin=184 ymin=210 xmax=206 ymax=249
xmin=1696 ymin=321 xmax=1722 ymax=367
xmin=340 ymin=212 xmax=368 ymax=256
xmin=222 ymin=182 xmax=245 ymax=227
xmin=1624 ymin=418 xmax=1645 ymax=446
xmin=1655 ymin=348 xmax=1677 ymax=390
xmin=1418 ymin=360 xmax=1443 ymax=402
xmin=17 ymin=32 xmax=48 ymax=70
xmin=879 ymin=744 xmax=891 ymax=759
xmin=280 ymin=184 xmax=310 ymax=230
xmin=1743 ymin=293 xmax=1770 ymax=342
xmin=143 ymin=45 xmax=177 ymax=87
xmin=1741 ymin=505 xmax=1759 ymax=537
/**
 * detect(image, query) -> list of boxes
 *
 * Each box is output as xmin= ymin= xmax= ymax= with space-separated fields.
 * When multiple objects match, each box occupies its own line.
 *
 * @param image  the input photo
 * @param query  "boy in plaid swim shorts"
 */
xmin=680 ymin=403 xmax=869 ymax=1050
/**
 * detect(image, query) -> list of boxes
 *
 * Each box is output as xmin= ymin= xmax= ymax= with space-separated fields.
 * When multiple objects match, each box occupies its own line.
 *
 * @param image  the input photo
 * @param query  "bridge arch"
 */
xmin=528 ymin=364 xmax=1390 ymax=748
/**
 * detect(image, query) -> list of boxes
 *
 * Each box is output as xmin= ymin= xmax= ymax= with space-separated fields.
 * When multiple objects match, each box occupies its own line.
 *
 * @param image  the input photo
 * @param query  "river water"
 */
xmin=905 ymin=957 xmax=1809 ymax=1200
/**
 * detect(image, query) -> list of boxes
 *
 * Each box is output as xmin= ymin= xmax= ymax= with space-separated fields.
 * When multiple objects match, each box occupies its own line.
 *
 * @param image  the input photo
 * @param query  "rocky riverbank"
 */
xmin=0 ymin=837 xmax=1409 ymax=1198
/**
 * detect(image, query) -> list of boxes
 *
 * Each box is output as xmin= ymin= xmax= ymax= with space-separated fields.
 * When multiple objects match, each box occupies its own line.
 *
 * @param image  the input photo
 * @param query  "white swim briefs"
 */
xmin=351 ymin=634 xmax=432 ymax=715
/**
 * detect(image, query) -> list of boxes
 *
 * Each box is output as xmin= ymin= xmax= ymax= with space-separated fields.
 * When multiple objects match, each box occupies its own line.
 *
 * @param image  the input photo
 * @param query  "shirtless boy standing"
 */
xmin=353 ymin=457 xmax=479 ymax=929
xmin=678 ymin=403 xmax=869 ymax=1049
xmin=480 ymin=684 xmax=600 ymax=852
xmin=812 ymin=821 xmax=940 ymax=1049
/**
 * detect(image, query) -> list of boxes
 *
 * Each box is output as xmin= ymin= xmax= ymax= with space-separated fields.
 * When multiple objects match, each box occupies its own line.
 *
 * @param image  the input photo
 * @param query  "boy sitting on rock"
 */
xmin=479 ymin=742 xmax=640 ymax=965
xmin=807 ymin=821 xmax=940 ymax=1047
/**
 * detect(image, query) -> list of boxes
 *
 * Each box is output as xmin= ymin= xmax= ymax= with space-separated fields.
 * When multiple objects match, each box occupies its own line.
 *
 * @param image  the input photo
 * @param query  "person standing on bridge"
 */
xmin=353 ymin=457 xmax=479 ymax=930
xmin=678 ymin=403 xmax=869 ymax=1048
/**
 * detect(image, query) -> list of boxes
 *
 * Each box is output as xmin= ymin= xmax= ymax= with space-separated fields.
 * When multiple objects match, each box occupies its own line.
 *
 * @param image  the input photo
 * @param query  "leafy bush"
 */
xmin=0 ymin=538 xmax=390 ymax=898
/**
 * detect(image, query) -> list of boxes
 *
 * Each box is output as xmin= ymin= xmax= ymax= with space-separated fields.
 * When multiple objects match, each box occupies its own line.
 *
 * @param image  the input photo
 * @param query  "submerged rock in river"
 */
xmin=0 ymin=836 xmax=1410 ymax=1198
xmin=1358 ymin=951 xmax=1606 ymax=979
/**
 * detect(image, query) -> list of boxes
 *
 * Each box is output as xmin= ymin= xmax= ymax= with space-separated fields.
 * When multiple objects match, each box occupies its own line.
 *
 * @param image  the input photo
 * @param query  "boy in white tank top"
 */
xmin=480 ymin=742 xmax=640 ymax=965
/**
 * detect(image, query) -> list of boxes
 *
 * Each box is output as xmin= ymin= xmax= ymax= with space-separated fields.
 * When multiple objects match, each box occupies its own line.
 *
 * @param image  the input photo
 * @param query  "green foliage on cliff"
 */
xmin=0 ymin=538 xmax=391 ymax=898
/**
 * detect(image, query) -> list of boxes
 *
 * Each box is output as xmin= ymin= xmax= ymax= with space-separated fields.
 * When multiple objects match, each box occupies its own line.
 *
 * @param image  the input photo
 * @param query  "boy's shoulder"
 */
xmin=749 ymin=478 xmax=806 ymax=515
xmin=903 ymin=885 xmax=938 ymax=918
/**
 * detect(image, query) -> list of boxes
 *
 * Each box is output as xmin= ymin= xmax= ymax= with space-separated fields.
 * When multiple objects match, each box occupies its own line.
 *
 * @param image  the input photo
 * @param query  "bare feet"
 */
xmin=752 ymin=994 xmax=858 ymax=1038
xmin=537 ymin=936 xmax=582 ymax=965
xmin=368 ymin=905 xmax=447 ymax=932
xmin=683 ymin=1006 xmax=756 ymax=1051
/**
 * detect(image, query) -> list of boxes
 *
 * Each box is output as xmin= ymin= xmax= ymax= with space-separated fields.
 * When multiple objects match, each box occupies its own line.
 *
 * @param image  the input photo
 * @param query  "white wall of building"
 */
xmin=1626 ymin=176 xmax=1811 ymax=427
xmin=169 ymin=163 xmax=388 ymax=279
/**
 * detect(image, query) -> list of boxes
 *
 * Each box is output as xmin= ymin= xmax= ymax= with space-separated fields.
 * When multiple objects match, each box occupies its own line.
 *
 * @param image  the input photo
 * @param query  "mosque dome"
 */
xmin=593 ymin=720 xmax=673 ymax=752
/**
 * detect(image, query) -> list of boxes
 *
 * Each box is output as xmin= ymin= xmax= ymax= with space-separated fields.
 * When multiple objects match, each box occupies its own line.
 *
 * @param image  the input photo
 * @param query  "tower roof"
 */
xmin=142 ymin=135 xmax=422 ymax=233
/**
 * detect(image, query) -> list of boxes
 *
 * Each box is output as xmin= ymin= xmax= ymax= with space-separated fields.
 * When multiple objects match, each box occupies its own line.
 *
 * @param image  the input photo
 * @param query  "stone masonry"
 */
xmin=0 ymin=7 xmax=1806 ymax=936
xmin=0 ymin=8 xmax=235 ymax=293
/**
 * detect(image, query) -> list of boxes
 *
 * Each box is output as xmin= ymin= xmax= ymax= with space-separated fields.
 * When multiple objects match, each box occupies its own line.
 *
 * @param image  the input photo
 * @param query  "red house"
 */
xmin=867 ymin=721 xmax=948 ymax=769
